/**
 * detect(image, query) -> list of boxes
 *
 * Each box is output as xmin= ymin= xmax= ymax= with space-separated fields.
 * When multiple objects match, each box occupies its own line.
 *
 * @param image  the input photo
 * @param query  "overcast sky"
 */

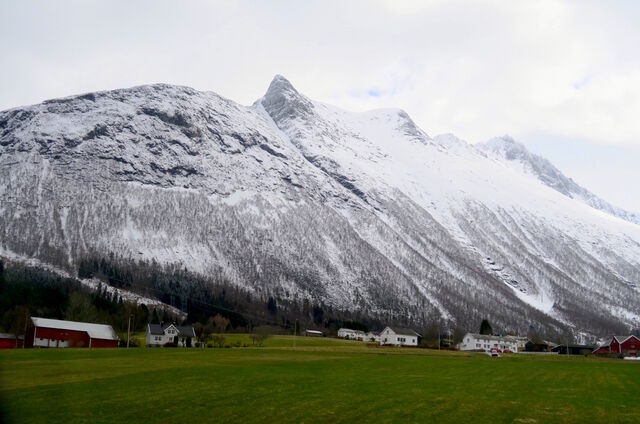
xmin=2 ymin=0 xmax=639 ymax=211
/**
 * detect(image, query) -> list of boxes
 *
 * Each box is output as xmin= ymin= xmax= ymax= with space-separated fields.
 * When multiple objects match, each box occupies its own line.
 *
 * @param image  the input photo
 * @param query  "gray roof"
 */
xmin=551 ymin=344 xmax=596 ymax=350
xmin=148 ymin=323 xmax=195 ymax=337
xmin=467 ymin=333 xmax=520 ymax=342
xmin=338 ymin=328 xmax=365 ymax=334
xmin=388 ymin=327 xmax=422 ymax=337
xmin=0 ymin=333 xmax=23 ymax=340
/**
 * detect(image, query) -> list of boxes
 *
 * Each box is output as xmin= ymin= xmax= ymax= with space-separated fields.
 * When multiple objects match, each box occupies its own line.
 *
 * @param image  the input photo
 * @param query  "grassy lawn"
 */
xmin=1 ymin=336 xmax=639 ymax=423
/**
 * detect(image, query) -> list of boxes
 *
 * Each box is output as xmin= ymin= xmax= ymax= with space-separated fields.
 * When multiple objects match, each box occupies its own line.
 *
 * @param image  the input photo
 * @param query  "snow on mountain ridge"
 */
xmin=1 ymin=75 xmax=639 ymax=337
xmin=478 ymin=135 xmax=640 ymax=225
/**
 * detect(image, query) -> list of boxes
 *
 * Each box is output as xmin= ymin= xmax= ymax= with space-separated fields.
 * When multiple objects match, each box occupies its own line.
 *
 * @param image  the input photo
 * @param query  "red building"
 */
xmin=593 ymin=335 xmax=640 ymax=356
xmin=0 ymin=333 xmax=24 ymax=349
xmin=25 ymin=317 xmax=119 ymax=348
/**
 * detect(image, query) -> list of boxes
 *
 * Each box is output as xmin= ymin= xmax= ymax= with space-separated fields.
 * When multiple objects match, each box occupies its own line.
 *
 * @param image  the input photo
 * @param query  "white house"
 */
xmin=146 ymin=323 xmax=196 ymax=347
xmin=379 ymin=327 xmax=421 ymax=346
xmin=365 ymin=331 xmax=379 ymax=342
xmin=513 ymin=336 xmax=528 ymax=351
xmin=457 ymin=333 xmax=519 ymax=353
xmin=338 ymin=328 xmax=366 ymax=340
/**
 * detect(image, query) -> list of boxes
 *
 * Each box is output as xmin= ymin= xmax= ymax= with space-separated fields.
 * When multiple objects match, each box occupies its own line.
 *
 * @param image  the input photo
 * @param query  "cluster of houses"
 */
xmin=337 ymin=327 xmax=640 ymax=357
xmin=458 ymin=333 xmax=640 ymax=357
xmin=1 ymin=316 xmax=638 ymax=359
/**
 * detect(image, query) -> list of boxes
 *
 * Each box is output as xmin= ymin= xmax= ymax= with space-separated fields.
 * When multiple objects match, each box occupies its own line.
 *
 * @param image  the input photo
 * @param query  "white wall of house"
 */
xmin=365 ymin=332 xmax=379 ymax=342
xmin=379 ymin=327 xmax=418 ymax=346
xmin=458 ymin=333 xmax=519 ymax=352
xmin=146 ymin=332 xmax=174 ymax=346
xmin=146 ymin=324 xmax=185 ymax=346
xmin=338 ymin=328 xmax=365 ymax=340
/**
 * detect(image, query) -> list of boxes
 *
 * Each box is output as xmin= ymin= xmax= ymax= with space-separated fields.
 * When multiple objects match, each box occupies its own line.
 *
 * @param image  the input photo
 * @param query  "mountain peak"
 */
xmin=261 ymin=74 xmax=314 ymax=125
xmin=266 ymin=74 xmax=298 ymax=98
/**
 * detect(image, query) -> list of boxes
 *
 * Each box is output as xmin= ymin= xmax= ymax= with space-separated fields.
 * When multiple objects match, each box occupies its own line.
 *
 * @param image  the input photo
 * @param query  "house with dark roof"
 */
xmin=551 ymin=344 xmax=596 ymax=355
xmin=146 ymin=323 xmax=196 ymax=347
xmin=379 ymin=327 xmax=421 ymax=346
xmin=524 ymin=339 xmax=556 ymax=352
xmin=593 ymin=335 xmax=640 ymax=356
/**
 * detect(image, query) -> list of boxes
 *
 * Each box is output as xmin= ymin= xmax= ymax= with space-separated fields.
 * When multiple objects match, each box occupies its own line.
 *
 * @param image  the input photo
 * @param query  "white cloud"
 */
xmin=1 ymin=0 xmax=639 ymax=208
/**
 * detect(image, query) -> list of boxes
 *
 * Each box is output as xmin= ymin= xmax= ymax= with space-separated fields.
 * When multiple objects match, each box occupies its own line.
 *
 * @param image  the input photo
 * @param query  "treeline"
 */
xmin=2 ymin=256 xmax=395 ymax=341
xmin=0 ymin=259 xmax=179 ymax=343
xmin=75 ymin=254 xmax=396 ymax=335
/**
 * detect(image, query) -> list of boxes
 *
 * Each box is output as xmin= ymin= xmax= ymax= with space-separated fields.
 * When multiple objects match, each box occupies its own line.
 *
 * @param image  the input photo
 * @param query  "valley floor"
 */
xmin=1 ymin=336 xmax=639 ymax=423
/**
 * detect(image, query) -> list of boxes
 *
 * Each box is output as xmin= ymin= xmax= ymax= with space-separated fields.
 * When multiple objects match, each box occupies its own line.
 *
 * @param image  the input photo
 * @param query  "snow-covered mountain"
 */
xmin=1 ymin=75 xmax=639 ymax=337
xmin=478 ymin=135 xmax=640 ymax=225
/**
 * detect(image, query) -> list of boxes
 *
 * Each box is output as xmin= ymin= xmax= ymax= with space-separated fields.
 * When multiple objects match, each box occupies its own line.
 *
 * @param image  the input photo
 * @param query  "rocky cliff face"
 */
xmin=1 ymin=76 xmax=639 ymax=336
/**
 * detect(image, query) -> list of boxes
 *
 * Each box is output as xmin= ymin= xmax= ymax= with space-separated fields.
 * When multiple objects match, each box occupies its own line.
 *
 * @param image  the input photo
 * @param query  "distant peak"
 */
xmin=493 ymin=135 xmax=516 ymax=144
xmin=479 ymin=135 xmax=525 ymax=153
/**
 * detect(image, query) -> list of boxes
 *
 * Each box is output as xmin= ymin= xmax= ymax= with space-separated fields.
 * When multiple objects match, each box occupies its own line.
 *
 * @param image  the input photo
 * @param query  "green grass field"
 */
xmin=1 ymin=336 xmax=639 ymax=423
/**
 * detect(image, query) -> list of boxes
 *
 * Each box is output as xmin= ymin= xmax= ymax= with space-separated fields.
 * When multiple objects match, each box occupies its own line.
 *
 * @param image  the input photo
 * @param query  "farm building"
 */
xmin=379 ymin=327 xmax=421 ymax=346
xmin=0 ymin=333 xmax=23 ymax=349
xmin=513 ymin=336 xmax=528 ymax=351
xmin=457 ymin=333 xmax=519 ymax=353
xmin=592 ymin=336 xmax=640 ymax=356
xmin=25 ymin=317 xmax=118 ymax=348
xmin=551 ymin=344 xmax=596 ymax=355
xmin=524 ymin=339 xmax=555 ymax=352
xmin=303 ymin=329 xmax=323 ymax=337
xmin=146 ymin=323 xmax=196 ymax=347
xmin=337 ymin=328 xmax=365 ymax=340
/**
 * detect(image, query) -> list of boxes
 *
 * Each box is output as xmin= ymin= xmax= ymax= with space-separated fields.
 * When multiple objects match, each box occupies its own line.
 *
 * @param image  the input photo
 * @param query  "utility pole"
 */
xmin=22 ymin=309 xmax=29 ymax=349
xmin=127 ymin=314 xmax=133 ymax=348
xmin=293 ymin=319 xmax=297 ymax=350
xmin=438 ymin=323 xmax=441 ymax=351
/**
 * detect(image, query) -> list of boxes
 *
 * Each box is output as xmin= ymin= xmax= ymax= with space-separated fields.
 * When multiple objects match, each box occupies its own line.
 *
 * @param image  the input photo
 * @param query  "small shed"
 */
xmin=0 ymin=333 xmax=23 ymax=349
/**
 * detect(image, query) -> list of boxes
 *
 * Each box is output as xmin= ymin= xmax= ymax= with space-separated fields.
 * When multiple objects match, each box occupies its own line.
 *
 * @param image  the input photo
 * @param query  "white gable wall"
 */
xmin=146 ymin=324 xmax=191 ymax=347
xmin=379 ymin=327 xmax=418 ymax=346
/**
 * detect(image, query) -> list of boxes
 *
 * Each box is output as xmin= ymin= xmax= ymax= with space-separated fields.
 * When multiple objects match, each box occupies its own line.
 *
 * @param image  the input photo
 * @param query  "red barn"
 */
xmin=593 ymin=335 xmax=640 ymax=356
xmin=0 ymin=333 xmax=24 ymax=349
xmin=25 ymin=317 xmax=119 ymax=348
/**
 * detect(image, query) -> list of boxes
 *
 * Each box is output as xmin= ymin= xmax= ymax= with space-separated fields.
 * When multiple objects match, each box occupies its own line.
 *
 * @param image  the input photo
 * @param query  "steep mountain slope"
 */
xmin=1 ymin=76 xmax=639 ymax=337
xmin=478 ymin=135 xmax=640 ymax=225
